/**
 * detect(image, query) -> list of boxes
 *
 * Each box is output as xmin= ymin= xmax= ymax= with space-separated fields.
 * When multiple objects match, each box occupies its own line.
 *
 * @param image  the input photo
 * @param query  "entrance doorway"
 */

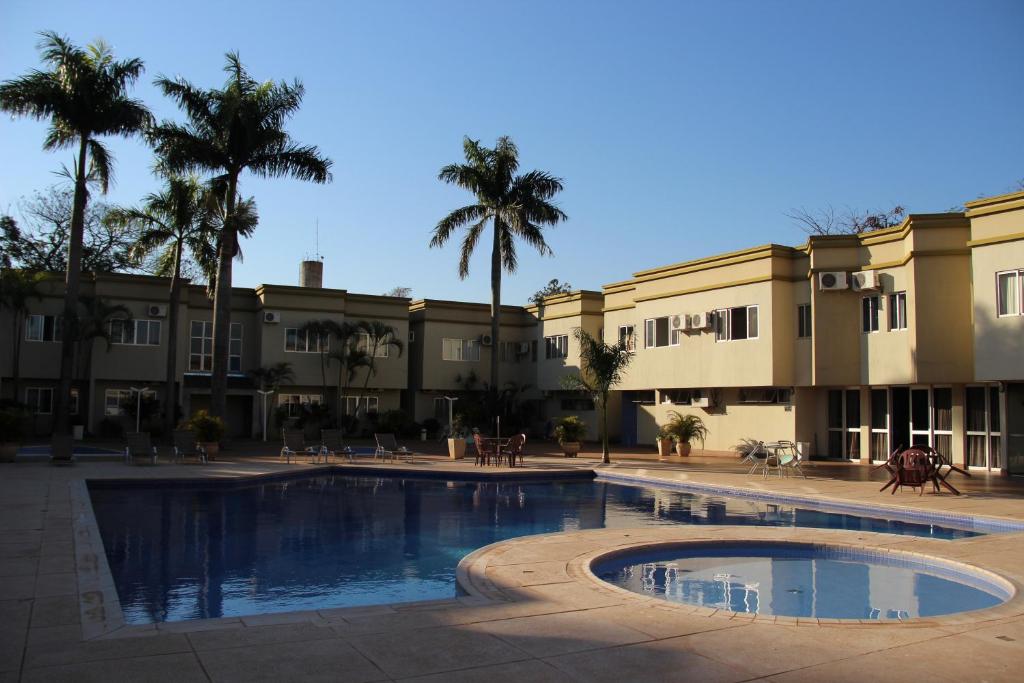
xmin=1008 ymin=383 xmax=1024 ymax=476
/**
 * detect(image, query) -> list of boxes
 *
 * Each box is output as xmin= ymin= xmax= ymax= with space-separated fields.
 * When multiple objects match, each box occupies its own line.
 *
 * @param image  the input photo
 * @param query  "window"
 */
xmin=284 ymin=328 xmax=328 ymax=353
xmin=644 ymin=317 xmax=670 ymax=348
xmin=25 ymin=314 xmax=61 ymax=342
xmin=545 ymin=334 xmax=569 ymax=359
xmin=229 ymin=323 xmax=242 ymax=372
xmin=888 ymin=292 xmax=907 ymax=331
xmin=966 ymin=385 xmax=1002 ymax=470
xmin=617 ymin=325 xmax=636 ymax=352
xmin=861 ymin=296 xmax=880 ymax=333
xmin=797 ymin=304 xmax=811 ymax=339
xmin=714 ymin=305 xmax=759 ymax=341
xmin=932 ymin=387 xmax=953 ymax=457
xmin=738 ymin=388 xmax=792 ymax=404
xmin=189 ymin=322 xmax=242 ymax=371
xmin=997 ymin=270 xmax=1022 ymax=316
xmin=869 ymin=389 xmax=888 ymax=461
xmin=279 ymin=394 xmax=322 ymax=417
xmin=827 ymin=389 xmax=861 ymax=459
xmin=25 ymin=387 xmax=53 ymax=414
xmin=358 ymin=332 xmax=391 ymax=358
xmin=341 ymin=395 xmax=379 ymax=416
xmin=531 ymin=340 xmax=538 ymax=362
xmin=498 ymin=341 xmax=521 ymax=363
xmin=104 ymin=388 xmax=155 ymax=416
xmin=109 ymin=319 xmax=161 ymax=346
xmin=441 ymin=338 xmax=480 ymax=361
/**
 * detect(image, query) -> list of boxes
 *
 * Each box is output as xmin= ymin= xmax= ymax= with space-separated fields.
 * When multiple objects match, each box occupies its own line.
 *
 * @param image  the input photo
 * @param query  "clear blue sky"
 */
xmin=2 ymin=0 xmax=1021 ymax=304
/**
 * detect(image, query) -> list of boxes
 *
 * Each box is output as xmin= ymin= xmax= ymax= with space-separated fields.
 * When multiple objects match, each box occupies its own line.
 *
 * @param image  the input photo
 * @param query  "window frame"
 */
xmin=861 ymin=295 xmax=881 ymax=333
xmin=713 ymin=305 xmax=759 ymax=342
xmin=441 ymin=338 xmax=480 ymax=362
xmin=25 ymin=387 xmax=53 ymax=414
xmin=25 ymin=314 xmax=62 ymax=342
xmin=109 ymin=318 xmax=161 ymax=346
xmin=996 ymin=269 xmax=1022 ymax=317
xmin=888 ymin=291 xmax=907 ymax=331
xmin=544 ymin=334 xmax=569 ymax=359
xmin=617 ymin=324 xmax=636 ymax=352
xmin=797 ymin=303 xmax=812 ymax=339
xmin=284 ymin=327 xmax=328 ymax=353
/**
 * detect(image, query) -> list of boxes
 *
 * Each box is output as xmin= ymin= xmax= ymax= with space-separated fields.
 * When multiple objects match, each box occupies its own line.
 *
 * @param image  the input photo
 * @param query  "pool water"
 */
xmin=88 ymin=474 xmax=984 ymax=624
xmin=594 ymin=543 xmax=1009 ymax=619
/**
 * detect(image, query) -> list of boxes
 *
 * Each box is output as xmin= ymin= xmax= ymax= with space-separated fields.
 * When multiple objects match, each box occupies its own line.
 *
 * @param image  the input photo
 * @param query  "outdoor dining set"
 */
xmin=875 ymin=445 xmax=971 ymax=496
xmin=742 ymin=440 xmax=807 ymax=478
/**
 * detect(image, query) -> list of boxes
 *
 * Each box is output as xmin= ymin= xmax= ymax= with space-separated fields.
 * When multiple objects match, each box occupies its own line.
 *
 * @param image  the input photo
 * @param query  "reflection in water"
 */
xmin=599 ymin=550 xmax=1005 ymax=619
xmin=88 ymin=475 xmax=980 ymax=623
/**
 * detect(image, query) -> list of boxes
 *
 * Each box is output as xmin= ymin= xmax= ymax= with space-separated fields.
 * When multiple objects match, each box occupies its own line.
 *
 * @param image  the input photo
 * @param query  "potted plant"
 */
xmin=447 ymin=414 xmax=468 ymax=459
xmin=655 ymin=426 xmax=674 ymax=460
xmin=553 ymin=416 xmax=586 ymax=457
xmin=0 ymin=406 xmax=27 ymax=463
xmin=187 ymin=410 xmax=225 ymax=461
xmin=665 ymin=411 xmax=708 ymax=457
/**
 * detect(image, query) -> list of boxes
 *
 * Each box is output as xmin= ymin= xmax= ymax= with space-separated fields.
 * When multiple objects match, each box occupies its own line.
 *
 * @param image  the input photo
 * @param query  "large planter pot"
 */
xmin=657 ymin=438 xmax=674 ymax=460
xmin=201 ymin=442 xmax=219 ymax=461
xmin=560 ymin=441 xmax=581 ymax=458
xmin=447 ymin=438 xmax=466 ymax=460
xmin=0 ymin=443 xmax=17 ymax=463
xmin=676 ymin=442 xmax=692 ymax=457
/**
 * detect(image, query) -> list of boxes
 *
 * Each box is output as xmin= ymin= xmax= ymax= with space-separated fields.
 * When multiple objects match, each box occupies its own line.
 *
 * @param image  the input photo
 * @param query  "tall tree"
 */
xmin=561 ymin=328 xmax=633 ymax=464
xmin=106 ymin=175 xmax=218 ymax=435
xmin=72 ymin=295 xmax=131 ymax=422
xmin=0 ymin=271 xmax=43 ymax=402
xmin=356 ymin=320 xmax=404 ymax=392
xmin=529 ymin=278 xmax=573 ymax=305
xmin=431 ymin=136 xmax=566 ymax=410
xmin=0 ymin=32 xmax=152 ymax=434
xmin=328 ymin=322 xmax=368 ymax=427
xmin=298 ymin=319 xmax=341 ymax=404
xmin=152 ymin=53 xmax=332 ymax=421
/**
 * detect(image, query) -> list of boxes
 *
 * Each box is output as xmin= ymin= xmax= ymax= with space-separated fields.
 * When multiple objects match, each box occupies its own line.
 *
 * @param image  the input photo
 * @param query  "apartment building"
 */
xmin=1 ymin=261 xmax=409 ymax=438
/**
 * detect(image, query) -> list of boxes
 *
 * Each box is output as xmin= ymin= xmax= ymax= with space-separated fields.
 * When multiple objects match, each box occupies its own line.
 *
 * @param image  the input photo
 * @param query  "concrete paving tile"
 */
xmin=0 ymin=556 xmax=38 ymax=577
xmin=0 ymin=543 xmax=38 ymax=560
xmin=25 ymin=631 xmax=190 ymax=668
xmin=240 ymin=609 xmax=327 ymax=627
xmin=30 ymin=595 xmax=81 ymax=628
xmin=545 ymin=637 xmax=752 ymax=683
xmin=348 ymin=624 xmax=529 ymax=678
xmin=466 ymin=610 xmax=652 ymax=657
xmin=22 ymin=652 xmax=208 ymax=683
xmin=188 ymin=621 xmax=337 ymax=652
xmin=335 ymin=608 xmax=476 ymax=635
xmin=31 ymin=571 xmax=76 ymax=598
xmin=0 ymin=575 xmax=35 ymax=600
xmin=399 ymin=658 xmax=569 ymax=682
xmin=582 ymin=604 xmax=743 ymax=639
xmin=198 ymin=637 xmax=386 ymax=682
xmin=486 ymin=560 xmax=572 ymax=587
xmin=36 ymin=554 xmax=75 ymax=575
xmin=0 ymin=599 xmax=31 ymax=672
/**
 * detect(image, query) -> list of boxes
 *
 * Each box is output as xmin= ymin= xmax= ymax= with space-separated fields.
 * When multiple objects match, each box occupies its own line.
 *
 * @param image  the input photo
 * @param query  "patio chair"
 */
xmin=172 ymin=430 xmax=207 ymax=464
xmin=281 ymin=429 xmax=316 ymax=464
xmin=320 ymin=429 xmax=354 ymax=463
xmin=776 ymin=442 xmax=806 ymax=478
xmin=741 ymin=441 xmax=769 ymax=476
xmin=125 ymin=432 xmax=158 ymax=465
xmin=375 ymin=433 xmax=414 ymax=463
xmin=505 ymin=433 xmax=526 ymax=467
xmin=473 ymin=433 xmax=497 ymax=466
xmin=893 ymin=448 xmax=933 ymax=496
xmin=50 ymin=434 xmax=75 ymax=466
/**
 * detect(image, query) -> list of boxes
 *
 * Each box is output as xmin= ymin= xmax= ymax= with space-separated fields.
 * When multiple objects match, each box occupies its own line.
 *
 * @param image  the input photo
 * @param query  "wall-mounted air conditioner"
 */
xmin=851 ymin=270 xmax=880 ymax=291
xmin=818 ymin=271 xmax=849 ymax=291
xmin=691 ymin=397 xmax=711 ymax=408
xmin=479 ymin=333 xmax=493 ymax=346
xmin=670 ymin=314 xmax=685 ymax=330
xmin=147 ymin=304 xmax=167 ymax=318
xmin=263 ymin=311 xmax=282 ymax=324
xmin=687 ymin=311 xmax=712 ymax=330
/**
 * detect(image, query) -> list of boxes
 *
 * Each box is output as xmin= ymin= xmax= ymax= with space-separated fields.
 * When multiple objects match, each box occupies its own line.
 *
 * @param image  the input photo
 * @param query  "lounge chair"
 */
xmin=374 ymin=433 xmax=414 ymax=463
xmin=125 ymin=432 xmax=158 ymax=465
xmin=320 ymin=429 xmax=353 ymax=463
xmin=172 ymin=430 xmax=207 ymax=464
xmin=50 ymin=434 xmax=75 ymax=466
xmin=281 ymin=429 xmax=316 ymax=464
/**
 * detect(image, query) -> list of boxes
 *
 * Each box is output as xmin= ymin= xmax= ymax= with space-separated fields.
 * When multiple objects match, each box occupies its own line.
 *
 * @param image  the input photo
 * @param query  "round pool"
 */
xmin=592 ymin=542 xmax=1013 ymax=620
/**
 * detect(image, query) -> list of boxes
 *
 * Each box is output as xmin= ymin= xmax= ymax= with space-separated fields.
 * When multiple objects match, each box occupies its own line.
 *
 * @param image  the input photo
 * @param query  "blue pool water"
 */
xmin=88 ymin=473 xmax=985 ymax=624
xmin=594 ymin=543 xmax=1009 ymax=619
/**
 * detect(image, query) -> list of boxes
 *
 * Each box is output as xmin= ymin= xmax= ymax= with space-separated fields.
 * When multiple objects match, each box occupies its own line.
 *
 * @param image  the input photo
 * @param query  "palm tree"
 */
xmin=151 ymin=53 xmax=332 ymax=422
xmin=357 ymin=320 xmax=404 ymax=392
xmin=106 ymin=175 xmax=218 ymax=435
xmin=328 ymin=324 xmax=370 ymax=429
xmin=561 ymin=328 xmax=633 ymax=464
xmin=298 ymin=319 xmax=341 ymax=404
xmin=0 ymin=271 xmax=43 ymax=402
xmin=72 ymin=295 xmax=131 ymax=426
xmin=0 ymin=32 xmax=152 ymax=434
xmin=431 ymin=136 xmax=566 ymax=411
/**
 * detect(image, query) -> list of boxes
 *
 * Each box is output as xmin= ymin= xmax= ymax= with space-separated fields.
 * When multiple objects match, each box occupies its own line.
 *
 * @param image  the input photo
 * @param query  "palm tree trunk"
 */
xmin=209 ymin=175 xmax=237 ymax=420
xmin=11 ymin=314 xmax=22 ymax=402
xmin=54 ymin=136 xmax=89 ymax=435
xmin=164 ymin=239 xmax=183 ymax=436
xmin=601 ymin=391 xmax=610 ymax=464
xmin=489 ymin=218 xmax=501 ymax=419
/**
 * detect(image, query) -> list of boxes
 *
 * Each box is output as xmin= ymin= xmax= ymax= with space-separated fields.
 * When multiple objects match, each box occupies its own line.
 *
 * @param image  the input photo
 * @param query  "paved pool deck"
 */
xmin=1 ymin=451 xmax=1022 ymax=681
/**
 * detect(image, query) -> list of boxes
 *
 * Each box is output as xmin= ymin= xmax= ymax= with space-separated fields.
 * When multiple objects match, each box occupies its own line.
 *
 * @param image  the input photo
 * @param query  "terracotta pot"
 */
xmin=0 ymin=443 xmax=17 ymax=463
xmin=447 ymin=438 xmax=466 ymax=460
xmin=201 ymin=442 xmax=219 ymax=461
xmin=561 ymin=441 xmax=581 ymax=457
xmin=657 ymin=438 xmax=673 ymax=460
xmin=676 ymin=441 xmax=692 ymax=457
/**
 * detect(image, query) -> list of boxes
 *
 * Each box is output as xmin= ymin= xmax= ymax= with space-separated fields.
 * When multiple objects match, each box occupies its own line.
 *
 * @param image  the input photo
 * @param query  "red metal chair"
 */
xmin=893 ymin=448 xmax=932 ymax=496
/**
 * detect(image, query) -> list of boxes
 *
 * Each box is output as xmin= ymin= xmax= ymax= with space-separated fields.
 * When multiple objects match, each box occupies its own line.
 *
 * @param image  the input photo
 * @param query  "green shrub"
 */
xmin=665 ymin=411 xmax=708 ymax=447
xmin=0 ymin=406 xmax=28 ymax=443
xmin=187 ymin=410 xmax=225 ymax=443
xmin=553 ymin=416 xmax=586 ymax=443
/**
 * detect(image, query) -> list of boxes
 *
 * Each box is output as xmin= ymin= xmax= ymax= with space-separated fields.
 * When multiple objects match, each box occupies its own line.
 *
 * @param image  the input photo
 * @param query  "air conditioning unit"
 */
xmin=691 ymin=397 xmax=711 ymax=408
xmin=850 ymin=270 xmax=880 ymax=291
xmin=517 ymin=342 xmax=531 ymax=354
xmin=479 ymin=333 xmax=493 ymax=346
xmin=670 ymin=314 xmax=684 ymax=330
xmin=688 ymin=311 xmax=712 ymax=330
xmin=147 ymin=304 xmax=167 ymax=318
xmin=263 ymin=311 xmax=282 ymax=324
xmin=818 ymin=271 xmax=849 ymax=291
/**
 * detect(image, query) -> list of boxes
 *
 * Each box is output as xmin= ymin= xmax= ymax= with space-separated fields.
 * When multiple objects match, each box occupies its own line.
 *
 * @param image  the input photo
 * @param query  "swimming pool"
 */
xmin=593 ymin=542 xmax=1011 ymax=619
xmin=87 ymin=472 xmax=988 ymax=624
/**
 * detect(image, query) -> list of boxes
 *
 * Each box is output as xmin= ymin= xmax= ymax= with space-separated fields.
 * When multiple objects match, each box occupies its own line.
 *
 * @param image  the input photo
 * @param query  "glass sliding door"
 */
xmin=932 ymin=388 xmax=953 ymax=457
xmin=1008 ymin=383 xmax=1024 ymax=476
xmin=966 ymin=386 xmax=1002 ymax=470
xmin=910 ymin=388 xmax=931 ymax=449
xmin=870 ymin=389 xmax=889 ymax=461
xmin=826 ymin=389 xmax=861 ymax=460
xmin=827 ymin=390 xmax=844 ymax=457
xmin=845 ymin=389 xmax=861 ymax=459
